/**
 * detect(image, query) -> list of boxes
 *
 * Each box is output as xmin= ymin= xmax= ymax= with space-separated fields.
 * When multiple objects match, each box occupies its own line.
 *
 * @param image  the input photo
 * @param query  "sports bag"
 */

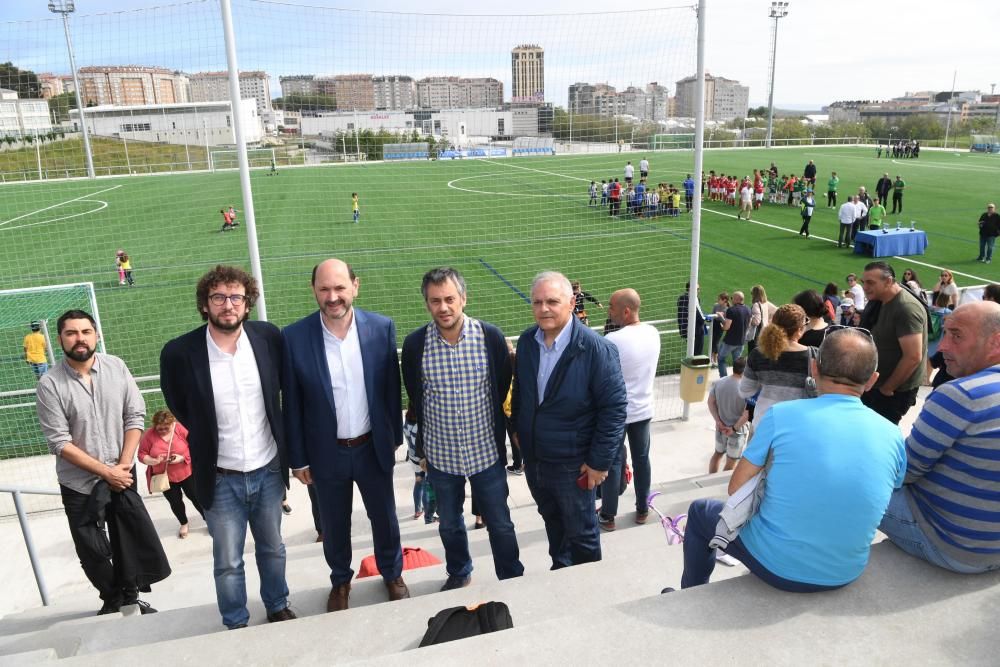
xmin=419 ymin=602 xmax=514 ymax=647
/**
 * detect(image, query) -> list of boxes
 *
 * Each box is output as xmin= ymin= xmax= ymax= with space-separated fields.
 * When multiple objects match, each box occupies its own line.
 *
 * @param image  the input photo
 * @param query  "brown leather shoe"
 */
xmin=385 ymin=576 xmax=410 ymax=601
xmin=327 ymin=582 xmax=351 ymax=612
xmin=266 ymin=606 xmax=297 ymax=623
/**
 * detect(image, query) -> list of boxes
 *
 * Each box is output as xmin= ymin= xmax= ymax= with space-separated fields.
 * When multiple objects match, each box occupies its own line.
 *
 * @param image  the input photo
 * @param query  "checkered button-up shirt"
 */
xmin=421 ymin=317 xmax=496 ymax=477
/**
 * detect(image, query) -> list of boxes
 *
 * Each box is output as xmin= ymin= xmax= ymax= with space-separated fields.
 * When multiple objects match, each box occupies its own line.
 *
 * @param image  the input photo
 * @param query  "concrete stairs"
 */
xmin=0 ymin=468 xmax=736 ymax=664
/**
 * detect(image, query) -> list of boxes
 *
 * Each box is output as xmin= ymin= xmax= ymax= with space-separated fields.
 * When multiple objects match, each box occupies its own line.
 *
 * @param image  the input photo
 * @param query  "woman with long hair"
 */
xmin=933 ymin=269 xmax=959 ymax=308
xmin=139 ymin=410 xmax=203 ymax=538
xmin=740 ymin=303 xmax=817 ymax=425
xmin=710 ymin=291 xmax=730 ymax=366
xmin=746 ymin=284 xmax=777 ymax=354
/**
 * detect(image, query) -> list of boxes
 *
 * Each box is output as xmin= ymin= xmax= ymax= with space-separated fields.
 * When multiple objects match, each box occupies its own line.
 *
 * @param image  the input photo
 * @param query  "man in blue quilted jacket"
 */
xmin=512 ymin=271 xmax=627 ymax=569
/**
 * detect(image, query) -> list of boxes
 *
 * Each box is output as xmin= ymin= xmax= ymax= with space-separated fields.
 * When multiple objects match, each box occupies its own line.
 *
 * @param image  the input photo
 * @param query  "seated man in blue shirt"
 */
xmin=679 ymin=328 xmax=906 ymax=592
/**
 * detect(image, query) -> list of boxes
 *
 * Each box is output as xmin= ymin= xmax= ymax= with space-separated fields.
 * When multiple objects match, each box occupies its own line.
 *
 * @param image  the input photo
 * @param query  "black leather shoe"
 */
xmin=266 ymin=606 xmax=297 ymax=623
xmin=440 ymin=575 xmax=472 ymax=591
xmin=97 ymin=599 xmax=121 ymax=615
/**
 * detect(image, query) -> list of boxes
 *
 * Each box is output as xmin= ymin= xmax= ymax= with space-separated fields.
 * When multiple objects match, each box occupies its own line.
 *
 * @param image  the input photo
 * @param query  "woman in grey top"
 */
xmin=739 ymin=303 xmax=817 ymax=425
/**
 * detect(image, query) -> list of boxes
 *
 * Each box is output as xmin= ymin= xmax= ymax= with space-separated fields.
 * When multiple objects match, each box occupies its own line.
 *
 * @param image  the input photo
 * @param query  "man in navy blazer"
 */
xmin=160 ymin=265 xmax=294 ymax=630
xmin=282 ymin=258 xmax=407 ymax=612
xmin=512 ymin=271 xmax=627 ymax=569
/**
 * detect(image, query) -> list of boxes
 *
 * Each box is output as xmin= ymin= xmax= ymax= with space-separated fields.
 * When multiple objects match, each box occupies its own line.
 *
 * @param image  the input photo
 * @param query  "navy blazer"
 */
xmin=159 ymin=320 xmax=289 ymax=511
xmin=511 ymin=317 xmax=627 ymax=471
xmin=281 ymin=308 xmax=403 ymax=476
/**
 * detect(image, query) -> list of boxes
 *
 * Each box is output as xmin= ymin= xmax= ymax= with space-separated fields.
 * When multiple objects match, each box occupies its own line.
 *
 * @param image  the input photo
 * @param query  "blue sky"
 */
xmin=3 ymin=0 xmax=997 ymax=109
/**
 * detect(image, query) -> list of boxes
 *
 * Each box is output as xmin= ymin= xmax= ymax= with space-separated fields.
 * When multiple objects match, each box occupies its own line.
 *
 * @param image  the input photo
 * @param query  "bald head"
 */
xmin=938 ymin=301 xmax=1000 ymax=377
xmin=609 ymin=288 xmax=641 ymax=326
xmin=312 ymin=258 xmax=356 ymax=285
xmin=815 ymin=328 xmax=879 ymax=395
xmin=312 ymin=258 xmax=359 ymax=326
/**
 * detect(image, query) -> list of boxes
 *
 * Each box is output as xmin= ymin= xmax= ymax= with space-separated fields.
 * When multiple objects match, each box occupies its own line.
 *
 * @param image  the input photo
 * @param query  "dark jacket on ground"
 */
xmin=511 ymin=317 xmax=627 ymax=472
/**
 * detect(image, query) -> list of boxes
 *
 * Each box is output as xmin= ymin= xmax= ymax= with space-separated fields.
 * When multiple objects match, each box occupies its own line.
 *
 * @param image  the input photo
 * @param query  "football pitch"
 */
xmin=0 ymin=145 xmax=998 ymax=452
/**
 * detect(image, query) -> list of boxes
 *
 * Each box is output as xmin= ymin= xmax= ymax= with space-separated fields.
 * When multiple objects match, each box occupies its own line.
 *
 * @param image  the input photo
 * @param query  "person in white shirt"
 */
xmin=837 ymin=198 xmax=858 ymax=248
xmin=597 ymin=289 xmax=661 ymax=530
xmin=845 ymin=273 xmax=866 ymax=312
xmin=281 ymin=259 xmax=408 ymax=613
xmin=738 ymin=184 xmax=754 ymax=220
xmin=160 ymin=265 xmax=295 ymax=630
xmin=624 ymin=161 xmax=635 ymax=184
xmin=639 ymin=157 xmax=650 ymax=179
xmin=852 ymin=193 xmax=869 ymax=243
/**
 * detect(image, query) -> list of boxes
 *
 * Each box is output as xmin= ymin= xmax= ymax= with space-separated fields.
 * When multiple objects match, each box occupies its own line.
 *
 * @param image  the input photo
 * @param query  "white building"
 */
xmin=674 ymin=73 xmax=749 ymax=121
xmin=302 ymin=108 xmax=531 ymax=140
xmin=188 ymin=71 xmax=272 ymax=116
xmin=68 ymin=99 xmax=262 ymax=147
xmin=0 ymin=89 xmax=53 ymax=139
xmin=373 ymin=76 xmax=417 ymax=110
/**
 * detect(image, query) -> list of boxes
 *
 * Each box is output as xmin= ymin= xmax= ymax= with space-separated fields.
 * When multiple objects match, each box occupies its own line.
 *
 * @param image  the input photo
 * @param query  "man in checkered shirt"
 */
xmin=401 ymin=267 xmax=525 ymax=591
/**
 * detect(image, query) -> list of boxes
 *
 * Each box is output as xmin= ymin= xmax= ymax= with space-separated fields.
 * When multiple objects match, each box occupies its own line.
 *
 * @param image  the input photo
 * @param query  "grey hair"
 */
xmin=532 ymin=271 xmax=573 ymax=299
xmin=818 ymin=328 xmax=878 ymax=386
xmin=421 ymin=267 xmax=466 ymax=301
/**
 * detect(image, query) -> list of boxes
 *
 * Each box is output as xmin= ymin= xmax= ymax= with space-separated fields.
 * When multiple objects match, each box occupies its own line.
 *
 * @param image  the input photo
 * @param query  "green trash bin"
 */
xmin=680 ymin=355 xmax=711 ymax=403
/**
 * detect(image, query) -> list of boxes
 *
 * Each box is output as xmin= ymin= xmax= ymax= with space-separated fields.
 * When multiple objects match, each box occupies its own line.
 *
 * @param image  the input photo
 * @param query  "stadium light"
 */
xmin=48 ymin=0 xmax=95 ymax=179
xmin=764 ymin=1 xmax=789 ymax=149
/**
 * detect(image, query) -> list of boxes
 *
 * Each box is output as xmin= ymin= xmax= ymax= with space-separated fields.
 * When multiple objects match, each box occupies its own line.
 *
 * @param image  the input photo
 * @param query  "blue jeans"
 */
xmin=427 ymin=460 xmax=524 ymax=580
xmin=413 ymin=472 xmax=426 ymax=513
xmin=681 ymin=498 xmax=847 ymax=592
xmin=717 ymin=341 xmax=744 ymax=378
xmin=879 ymin=488 xmax=997 ymax=574
xmin=979 ymin=235 xmax=996 ymax=261
xmin=525 ymin=460 xmax=601 ymax=569
xmin=30 ymin=362 xmax=48 ymax=379
xmin=599 ymin=419 xmax=652 ymax=518
xmin=203 ymin=458 xmax=289 ymax=628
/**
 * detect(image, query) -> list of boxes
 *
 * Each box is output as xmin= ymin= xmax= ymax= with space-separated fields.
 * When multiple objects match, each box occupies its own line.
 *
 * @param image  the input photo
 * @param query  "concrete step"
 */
xmin=359 ymin=541 xmax=1000 ymax=666
xmin=47 ymin=539 xmax=748 ymax=665
xmin=0 ymin=478 xmax=733 ymax=661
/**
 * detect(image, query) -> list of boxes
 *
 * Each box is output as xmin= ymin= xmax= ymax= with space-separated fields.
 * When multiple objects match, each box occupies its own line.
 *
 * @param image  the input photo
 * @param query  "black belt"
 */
xmin=337 ymin=432 xmax=372 ymax=448
xmin=216 ymin=466 xmax=247 ymax=475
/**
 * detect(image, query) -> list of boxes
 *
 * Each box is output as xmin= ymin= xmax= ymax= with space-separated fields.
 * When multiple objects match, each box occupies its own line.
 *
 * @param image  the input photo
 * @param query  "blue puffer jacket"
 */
xmin=512 ymin=317 xmax=627 ymax=471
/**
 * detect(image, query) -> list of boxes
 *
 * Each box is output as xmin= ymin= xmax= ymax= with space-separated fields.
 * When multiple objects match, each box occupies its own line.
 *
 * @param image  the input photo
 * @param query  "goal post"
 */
xmin=209 ymin=147 xmax=277 ymax=171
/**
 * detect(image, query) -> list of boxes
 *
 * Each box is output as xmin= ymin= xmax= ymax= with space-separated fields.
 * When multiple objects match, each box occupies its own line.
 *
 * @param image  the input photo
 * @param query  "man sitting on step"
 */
xmin=879 ymin=301 xmax=1000 ymax=574
xmin=678 ymin=328 xmax=905 ymax=591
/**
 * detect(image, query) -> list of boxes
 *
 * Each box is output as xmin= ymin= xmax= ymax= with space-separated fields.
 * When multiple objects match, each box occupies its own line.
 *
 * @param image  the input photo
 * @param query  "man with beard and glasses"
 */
xmin=281 ymin=258 xmax=408 ymax=612
xmin=159 ymin=265 xmax=294 ymax=630
xmin=36 ymin=310 xmax=170 ymax=616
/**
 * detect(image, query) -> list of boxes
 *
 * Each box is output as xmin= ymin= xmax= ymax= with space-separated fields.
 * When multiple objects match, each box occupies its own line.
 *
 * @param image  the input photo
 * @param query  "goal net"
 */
xmin=0 ymin=1 xmax=698 ymax=492
xmin=0 ymin=283 xmax=102 ymax=513
xmin=209 ymin=147 xmax=277 ymax=171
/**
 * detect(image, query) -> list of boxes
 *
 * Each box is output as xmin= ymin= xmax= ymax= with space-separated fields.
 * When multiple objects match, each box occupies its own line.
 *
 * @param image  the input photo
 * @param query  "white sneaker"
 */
xmin=716 ymin=553 xmax=740 ymax=567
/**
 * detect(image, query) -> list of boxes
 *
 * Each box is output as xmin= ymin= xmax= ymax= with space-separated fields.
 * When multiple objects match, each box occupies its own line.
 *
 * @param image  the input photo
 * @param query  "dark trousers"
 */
xmin=311 ymin=441 xmax=403 ymax=586
xmin=599 ymin=419 xmax=652 ymax=517
xmin=827 ymin=191 xmax=837 ymax=207
xmin=685 ymin=193 xmax=693 ymax=211
xmin=681 ymin=499 xmax=848 ymax=592
xmin=680 ymin=328 xmax=705 ymax=356
xmin=861 ymin=386 xmax=919 ymax=425
xmin=525 ymin=460 xmax=601 ymax=569
xmin=307 ymin=484 xmax=322 ymax=533
xmin=838 ymin=223 xmax=853 ymax=247
xmin=506 ymin=416 xmax=523 ymax=469
xmin=61 ymin=480 xmax=138 ymax=606
xmin=162 ymin=475 xmax=204 ymax=525
xmin=799 ymin=215 xmax=812 ymax=236
xmin=892 ymin=192 xmax=903 ymax=214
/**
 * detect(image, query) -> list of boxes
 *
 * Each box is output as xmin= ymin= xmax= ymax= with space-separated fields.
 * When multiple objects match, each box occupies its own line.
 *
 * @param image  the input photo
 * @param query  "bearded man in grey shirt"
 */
xmin=36 ymin=310 xmax=169 ymax=615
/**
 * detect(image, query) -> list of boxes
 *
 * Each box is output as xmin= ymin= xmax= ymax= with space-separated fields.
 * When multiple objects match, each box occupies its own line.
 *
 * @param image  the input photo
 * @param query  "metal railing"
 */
xmin=1 ymin=485 xmax=61 ymax=606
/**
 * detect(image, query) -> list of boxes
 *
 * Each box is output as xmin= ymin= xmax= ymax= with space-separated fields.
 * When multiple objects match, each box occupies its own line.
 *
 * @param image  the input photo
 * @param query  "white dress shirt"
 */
xmin=606 ymin=323 xmax=660 ymax=423
xmin=321 ymin=312 xmax=371 ymax=439
xmin=206 ymin=327 xmax=278 ymax=472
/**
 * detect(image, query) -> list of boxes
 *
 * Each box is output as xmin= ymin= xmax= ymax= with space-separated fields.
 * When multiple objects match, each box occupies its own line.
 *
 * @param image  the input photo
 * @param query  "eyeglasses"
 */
xmin=208 ymin=293 xmax=247 ymax=306
xmin=823 ymin=324 xmax=872 ymax=340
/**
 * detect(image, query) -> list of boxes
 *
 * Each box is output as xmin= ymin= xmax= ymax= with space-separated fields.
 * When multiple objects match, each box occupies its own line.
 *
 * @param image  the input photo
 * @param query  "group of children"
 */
xmin=706 ymin=167 xmax=817 ymax=210
xmin=589 ymin=178 xmax=685 ymax=218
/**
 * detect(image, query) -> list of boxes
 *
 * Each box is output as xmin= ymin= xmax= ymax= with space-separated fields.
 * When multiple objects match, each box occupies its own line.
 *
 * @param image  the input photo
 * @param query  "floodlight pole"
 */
xmin=49 ymin=0 xmax=95 ymax=179
xmin=764 ymin=1 xmax=788 ymax=149
xmin=219 ymin=0 xmax=268 ymax=320
xmin=683 ymin=0 xmax=707 ymax=421
xmin=943 ymin=70 xmax=957 ymax=150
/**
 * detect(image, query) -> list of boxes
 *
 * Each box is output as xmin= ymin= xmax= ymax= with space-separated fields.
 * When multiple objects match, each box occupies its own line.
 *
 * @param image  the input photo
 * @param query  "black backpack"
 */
xmin=419 ymin=602 xmax=514 ymax=647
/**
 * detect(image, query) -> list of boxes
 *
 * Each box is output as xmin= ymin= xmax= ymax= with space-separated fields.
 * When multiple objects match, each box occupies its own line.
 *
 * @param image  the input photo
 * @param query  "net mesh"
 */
xmin=0 ymin=0 xmax=698 ymax=510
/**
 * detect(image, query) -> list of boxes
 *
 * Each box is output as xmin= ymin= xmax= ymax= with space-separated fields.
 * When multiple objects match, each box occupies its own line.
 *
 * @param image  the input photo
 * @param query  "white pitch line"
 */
xmin=0 ymin=184 xmax=122 ymax=228
xmin=701 ymin=207 xmax=993 ymax=283
xmin=0 ymin=200 xmax=109 ymax=232
xmin=479 ymin=158 xmax=593 ymax=183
